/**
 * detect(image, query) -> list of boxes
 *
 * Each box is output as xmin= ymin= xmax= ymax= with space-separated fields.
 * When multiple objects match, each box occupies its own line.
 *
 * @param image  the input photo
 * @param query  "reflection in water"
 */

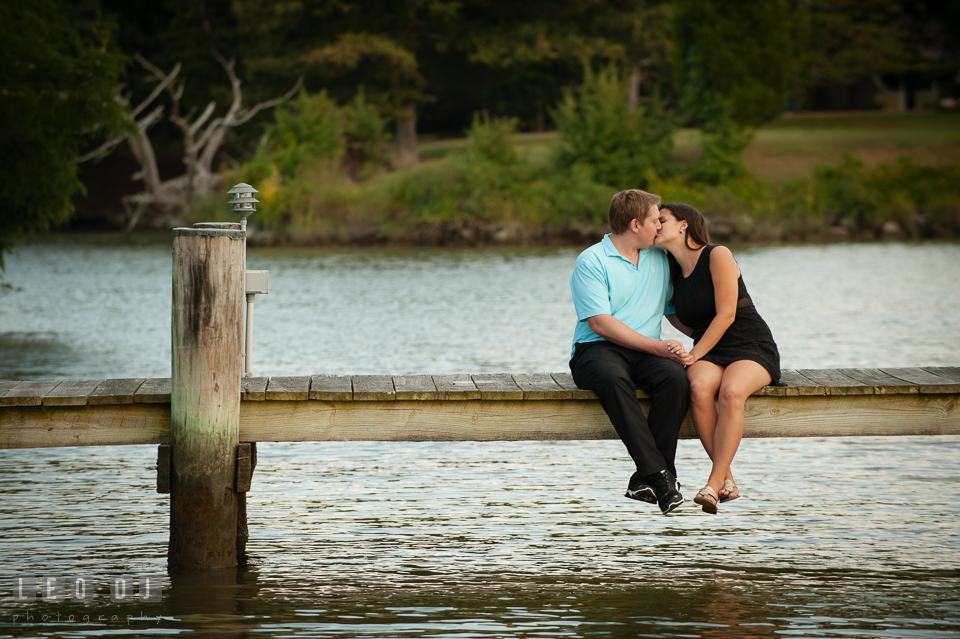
xmin=0 ymin=438 xmax=958 ymax=636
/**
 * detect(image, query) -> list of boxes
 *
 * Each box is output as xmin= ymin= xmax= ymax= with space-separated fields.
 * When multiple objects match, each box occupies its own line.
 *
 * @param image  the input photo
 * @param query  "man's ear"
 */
xmin=630 ymin=217 xmax=641 ymax=232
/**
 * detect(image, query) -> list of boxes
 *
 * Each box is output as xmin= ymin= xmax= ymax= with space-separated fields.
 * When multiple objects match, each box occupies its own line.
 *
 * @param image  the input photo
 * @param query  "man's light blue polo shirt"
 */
xmin=570 ymin=234 xmax=675 ymax=358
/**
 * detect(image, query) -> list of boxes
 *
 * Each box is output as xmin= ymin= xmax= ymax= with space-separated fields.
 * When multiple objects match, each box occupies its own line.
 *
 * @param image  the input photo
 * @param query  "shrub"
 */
xmin=342 ymin=91 xmax=389 ymax=169
xmin=553 ymin=67 xmax=674 ymax=189
xmin=696 ymin=116 xmax=754 ymax=185
xmin=466 ymin=111 xmax=519 ymax=165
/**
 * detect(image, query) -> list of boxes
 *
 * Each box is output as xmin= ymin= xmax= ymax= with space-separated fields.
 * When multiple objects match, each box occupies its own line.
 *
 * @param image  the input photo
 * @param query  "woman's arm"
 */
xmin=688 ymin=246 xmax=740 ymax=363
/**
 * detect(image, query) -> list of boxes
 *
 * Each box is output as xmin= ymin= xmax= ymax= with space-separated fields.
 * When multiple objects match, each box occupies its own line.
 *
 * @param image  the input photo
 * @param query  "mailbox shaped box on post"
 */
xmin=245 ymin=270 xmax=269 ymax=295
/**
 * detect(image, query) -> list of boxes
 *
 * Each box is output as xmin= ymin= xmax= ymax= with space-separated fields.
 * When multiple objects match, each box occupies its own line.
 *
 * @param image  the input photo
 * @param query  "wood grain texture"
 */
xmin=241 ymin=377 xmax=269 ymax=401
xmin=433 ymin=374 xmax=480 ymax=400
xmin=135 ymin=378 xmax=172 ymax=404
xmin=777 ymin=370 xmax=809 ymax=396
xmin=0 ymin=404 xmax=170 ymax=449
xmin=923 ymin=366 xmax=960 ymax=383
xmin=796 ymin=369 xmax=870 ymax=396
xmin=513 ymin=373 xmax=568 ymax=399
xmin=157 ymin=444 xmax=171 ymax=493
xmin=309 ymin=374 xmax=352 ymax=401
xmin=551 ymin=372 xmax=598 ymax=400
xmin=393 ymin=375 xmax=438 ymax=401
xmin=353 ymin=375 xmax=396 ymax=401
xmin=237 ymin=394 xmax=960 ymax=442
xmin=881 ymin=367 xmax=960 ymax=394
xmin=42 ymin=380 xmax=103 ymax=406
xmin=837 ymin=368 xmax=918 ymax=394
xmin=265 ymin=376 xmax=310 ymax=401
xmin=0 ymin=381 xmax=21 ymax=395
xmin=471 ymin=374 xmax=523 ymax=400
xmin=236 ymin=442 xmax=255 ymax=492
xmin=3 ymin=386 xmax=958 ymax=449
xmin=0 ymin=380 xmax=61 ymax=407
xmin=88 ymin=379 xmax=146 ymax=405
xmin=170 ymin=227 xmax=244 ymax=570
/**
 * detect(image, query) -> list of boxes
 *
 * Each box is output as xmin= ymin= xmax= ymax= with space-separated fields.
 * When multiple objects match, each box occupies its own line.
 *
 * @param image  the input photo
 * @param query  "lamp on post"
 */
xmin=227 ymin=183 xmax=268 ymax=378
xmin=228 ymin=183 xmax=259 ymax=234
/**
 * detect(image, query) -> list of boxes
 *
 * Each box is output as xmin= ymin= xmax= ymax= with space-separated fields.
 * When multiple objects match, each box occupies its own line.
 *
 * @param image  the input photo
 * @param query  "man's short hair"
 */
xmin=609 ymin=189 xmax=662 ymax=234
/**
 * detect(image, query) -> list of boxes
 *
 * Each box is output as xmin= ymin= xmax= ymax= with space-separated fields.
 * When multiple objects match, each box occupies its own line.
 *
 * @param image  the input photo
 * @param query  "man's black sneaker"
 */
xmin=645 ymin=469 xmax=684 ymax=515
xmin=625 ymin=471 xmax=657 ymax=504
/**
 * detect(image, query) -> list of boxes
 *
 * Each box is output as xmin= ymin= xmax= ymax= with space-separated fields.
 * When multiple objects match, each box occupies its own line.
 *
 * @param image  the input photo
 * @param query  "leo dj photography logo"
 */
xmin=9 ymin=575 xmax=164 ymax=604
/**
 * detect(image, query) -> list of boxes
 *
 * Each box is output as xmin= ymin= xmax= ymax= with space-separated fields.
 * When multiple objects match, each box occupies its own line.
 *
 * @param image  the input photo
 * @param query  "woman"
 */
xmin=654 ymin=203 xmax=780 ymax=514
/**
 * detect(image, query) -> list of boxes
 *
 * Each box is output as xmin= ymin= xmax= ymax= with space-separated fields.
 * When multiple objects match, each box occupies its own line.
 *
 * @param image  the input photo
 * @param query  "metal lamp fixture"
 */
xmin=227 ymin=183 xmax=268 ymax=378
xmin=227 ymin=183 xmax=259 ymax=233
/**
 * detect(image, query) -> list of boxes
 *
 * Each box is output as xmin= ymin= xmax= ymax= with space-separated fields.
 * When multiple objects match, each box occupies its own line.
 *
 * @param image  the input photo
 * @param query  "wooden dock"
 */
xmin=6 ymin=222 xmax=960 ymax=569
xmin=2 ymin=367 xmax=959 ymax=450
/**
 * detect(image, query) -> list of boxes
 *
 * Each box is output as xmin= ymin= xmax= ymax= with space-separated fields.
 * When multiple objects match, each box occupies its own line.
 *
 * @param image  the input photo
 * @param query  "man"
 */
xmin=569 ymin=189 xmax=692 ymax=515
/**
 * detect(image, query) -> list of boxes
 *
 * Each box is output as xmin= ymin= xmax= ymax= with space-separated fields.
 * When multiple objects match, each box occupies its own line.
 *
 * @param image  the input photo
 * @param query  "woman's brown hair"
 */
xmin=660 ymin=203 xmax=711 ymax=302
xmin=659 ymin=202 xmax=710 ymax=250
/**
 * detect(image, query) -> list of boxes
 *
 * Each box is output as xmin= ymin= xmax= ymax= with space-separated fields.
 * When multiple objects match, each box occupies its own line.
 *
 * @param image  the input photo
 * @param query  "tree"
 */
xmin=0 ymin=0 xmax=128 ymax=270
xmin=81 ymin=53 xmax=302 ymax=230
xmin=674 ymin=0 xmax=795 ymax=127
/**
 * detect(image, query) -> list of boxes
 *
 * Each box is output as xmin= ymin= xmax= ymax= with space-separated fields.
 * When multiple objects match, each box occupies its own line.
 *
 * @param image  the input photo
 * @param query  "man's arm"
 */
xmin=587 ymin=314 xmax=693 ymax=365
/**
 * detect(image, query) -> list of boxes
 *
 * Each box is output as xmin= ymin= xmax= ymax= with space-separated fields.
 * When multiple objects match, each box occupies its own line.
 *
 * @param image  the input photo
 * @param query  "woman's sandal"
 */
xmin=693 ymin=485 xmax=719 ymax=514
xmin=719 ymin=479 xmax=740 ymax=503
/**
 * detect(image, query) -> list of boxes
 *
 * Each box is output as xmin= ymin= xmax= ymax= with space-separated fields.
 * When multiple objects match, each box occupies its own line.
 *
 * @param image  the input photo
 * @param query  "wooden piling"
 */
xmin=169 ymin=227 xmax=245 ymax=570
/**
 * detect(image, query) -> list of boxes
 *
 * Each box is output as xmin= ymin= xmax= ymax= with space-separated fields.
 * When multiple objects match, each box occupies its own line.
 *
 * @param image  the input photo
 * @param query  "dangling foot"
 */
xmin=694 ymin=485 xmax=718 ymax=514
xmin=719 ymin=478 xmax=740 ymax=503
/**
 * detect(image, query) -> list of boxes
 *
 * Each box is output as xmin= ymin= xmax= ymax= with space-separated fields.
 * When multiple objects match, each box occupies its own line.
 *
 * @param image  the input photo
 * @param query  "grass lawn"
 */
xmin=418 ymin=112 xmax=960 ymax=182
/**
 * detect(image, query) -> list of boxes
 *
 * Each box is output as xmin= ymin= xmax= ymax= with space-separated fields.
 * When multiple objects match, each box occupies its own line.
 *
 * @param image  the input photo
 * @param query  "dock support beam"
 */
xmin=169 ymin=227 xmax=245 ymax=570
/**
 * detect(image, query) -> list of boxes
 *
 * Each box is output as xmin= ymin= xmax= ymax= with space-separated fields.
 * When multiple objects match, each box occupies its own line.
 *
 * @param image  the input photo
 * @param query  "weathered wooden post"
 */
xmin=169 ymin=226 xmax=245 ymax=570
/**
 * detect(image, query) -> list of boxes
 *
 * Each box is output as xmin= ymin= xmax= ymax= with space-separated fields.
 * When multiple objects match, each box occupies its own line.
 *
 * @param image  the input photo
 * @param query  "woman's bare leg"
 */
xmin=704 ymin=360 xmax=772 ymax=498
xmin=686 ymin=360 xmax=724 ymax=476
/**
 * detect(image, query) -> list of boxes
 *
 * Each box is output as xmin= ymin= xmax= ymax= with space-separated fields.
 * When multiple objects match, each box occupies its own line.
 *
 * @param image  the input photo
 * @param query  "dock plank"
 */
xmin=0 ymin=381 xmax=20 ymax=395
xmin=922 ymin=366 xmax=960 ymax=383
xmin=353 ymin=375 xmax=396 ymax=401
xmin=880 ymin=367 xmax=960 ymax=394
xmin=433 ymin=374 xmax=481 ymax=400
xmin=550 ymin=372 xmax=597 ymax=400
xmin=837 ymin=368 xmax=917 ymax=394
xmin=796 ymin=369 xmax=870 ymax=396
xmin=43 ymin=380 xmax=104 ymax=406
xmin=310 ymin=375 xmax=353 ymax=401
xmin=135 ymin=378 xmax=172 ymax=404
xmin=241 ymin=377 xmax=269 ymax=401
xmin=265 ymin=377 xmax=310 ymax=401
xmin=513 ymin=373 xmax=567 ymax=399
xmin=88 ymin=379 xmax=146 ymax=405
xmin=393 ymin=375 xmax=438 ymax=401
xmin=2 ymin=380 xmax=67 ymax=407
xmin=776 ymin=370 xmax=809 ymax=396
xmin=472 ymin=374 xmax=523 ymax=400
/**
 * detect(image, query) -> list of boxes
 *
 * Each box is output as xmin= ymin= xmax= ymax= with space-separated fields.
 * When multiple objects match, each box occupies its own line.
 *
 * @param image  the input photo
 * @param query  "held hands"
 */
xmin=661 ymin=340 xmax=695 ymax=366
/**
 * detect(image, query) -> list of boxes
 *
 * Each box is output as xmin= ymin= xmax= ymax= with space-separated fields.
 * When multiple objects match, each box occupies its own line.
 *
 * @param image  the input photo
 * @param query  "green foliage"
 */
xmin=240 ymin=91 xmax=343 ymax=186
xmin=696 ymin=118 xmax=755 ymax=185
xmin=553 ymin=68 xmax=674 ymax=189
xmin=271 ymin=91 xmax=345 ymax=177
xmin=0 ymin=0 xmax=128 ymax=269
xmin=466 ymin=112 xmax=520 ymax=165
xmin=342 ymin=92 xmax=390 ymax=168
xmin=674 ymin=0 xmax=794 ymax=127
xmin=810 ymin=157 xmax=960 ymax=232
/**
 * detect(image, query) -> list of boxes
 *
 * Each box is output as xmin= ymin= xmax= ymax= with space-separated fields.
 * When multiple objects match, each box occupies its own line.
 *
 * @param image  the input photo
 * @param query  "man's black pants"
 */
xmin=570 ymin=341 xmax=690 ymax=479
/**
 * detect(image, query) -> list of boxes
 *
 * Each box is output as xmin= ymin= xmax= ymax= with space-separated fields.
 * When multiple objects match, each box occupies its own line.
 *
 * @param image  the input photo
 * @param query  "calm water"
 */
xmin=1 ymin=237 xmax=959 ymax=638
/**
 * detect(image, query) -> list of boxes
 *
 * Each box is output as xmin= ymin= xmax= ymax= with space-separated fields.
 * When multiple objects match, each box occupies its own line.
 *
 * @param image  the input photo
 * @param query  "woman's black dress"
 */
xmin=672 ymin=245 xmax=781 ymax=385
